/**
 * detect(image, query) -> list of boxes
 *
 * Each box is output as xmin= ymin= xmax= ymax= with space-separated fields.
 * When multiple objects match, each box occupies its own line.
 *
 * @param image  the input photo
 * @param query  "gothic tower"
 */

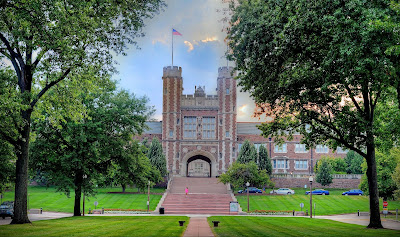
xmin=217 ymin=66 xmax=237 ymax=172
xmin=162 ymin=66 xmax=183 ymax=175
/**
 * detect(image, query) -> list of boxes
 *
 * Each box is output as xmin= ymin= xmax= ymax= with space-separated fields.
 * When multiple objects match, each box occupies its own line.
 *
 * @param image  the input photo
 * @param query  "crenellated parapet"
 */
xmin=218 ymin=66 xmax=235 ymax=79
xmin=163 ymin=66 xmax=182 ymax=78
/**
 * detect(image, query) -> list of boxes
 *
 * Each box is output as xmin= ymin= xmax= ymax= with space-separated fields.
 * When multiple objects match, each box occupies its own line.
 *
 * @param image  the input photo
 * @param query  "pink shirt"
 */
xmin=185 ymin=188 xmax=188 ymax=194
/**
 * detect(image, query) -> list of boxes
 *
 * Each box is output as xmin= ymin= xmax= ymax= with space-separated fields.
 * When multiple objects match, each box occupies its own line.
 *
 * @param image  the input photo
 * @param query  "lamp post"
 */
xmin=147 ymin=180 xmax=150 ymax=212
xmin=309 ymin=176 xmax=313 ymax=218
xmin=246 ymin=182 xmax=250 ymax=212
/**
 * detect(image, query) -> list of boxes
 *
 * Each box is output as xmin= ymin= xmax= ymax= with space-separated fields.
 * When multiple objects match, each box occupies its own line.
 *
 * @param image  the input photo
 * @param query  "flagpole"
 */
xmin=172 ymin=28 xmax=174 ymax=66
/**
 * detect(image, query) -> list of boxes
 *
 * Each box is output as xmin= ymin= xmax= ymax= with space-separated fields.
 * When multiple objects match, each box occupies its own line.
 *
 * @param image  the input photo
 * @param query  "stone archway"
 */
xmin=181 ymin=150 xmax=218 ymax=177
xmin=186 ymin=155 xmax=211 ymax=177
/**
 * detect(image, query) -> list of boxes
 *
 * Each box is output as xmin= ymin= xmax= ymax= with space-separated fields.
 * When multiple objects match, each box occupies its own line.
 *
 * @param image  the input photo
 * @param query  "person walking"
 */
xmin=185 ymin=187 xmax=189 ymax=197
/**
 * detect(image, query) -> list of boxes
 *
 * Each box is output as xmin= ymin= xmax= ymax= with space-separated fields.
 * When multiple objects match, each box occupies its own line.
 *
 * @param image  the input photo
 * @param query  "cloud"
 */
xmin=184 ymin=41 xmax=194 ymax=52
xmin=201 ymin=36 xmax=218 ymax=43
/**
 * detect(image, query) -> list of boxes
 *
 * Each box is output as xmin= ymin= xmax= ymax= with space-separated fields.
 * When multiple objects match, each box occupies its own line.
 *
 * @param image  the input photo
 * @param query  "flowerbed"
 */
xmin=103 ymin=208 xmax=150 ymax=214
xmin=248 ymin=210 xmax=293 ymax=215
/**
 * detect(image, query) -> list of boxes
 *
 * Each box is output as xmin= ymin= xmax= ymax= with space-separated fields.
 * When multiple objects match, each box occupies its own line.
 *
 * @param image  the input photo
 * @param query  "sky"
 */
xmin=113 ymin=0 xmax=264 ymax=122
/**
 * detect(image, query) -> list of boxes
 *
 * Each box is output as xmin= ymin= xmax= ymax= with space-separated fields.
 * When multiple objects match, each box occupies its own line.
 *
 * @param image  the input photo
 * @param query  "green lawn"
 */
xmin=0 ymin=216 xmax=189 ymax=237
xmin=207 ymin=216 xmax=400 ymax=237
xmin=235 ymin=188 xmax=400 ymax=215
xmin=1 ymin=186 xmax=165 ymax=213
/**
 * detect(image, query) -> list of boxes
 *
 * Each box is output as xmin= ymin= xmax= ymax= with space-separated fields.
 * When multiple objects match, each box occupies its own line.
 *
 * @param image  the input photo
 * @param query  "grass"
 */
xmin=207 ymin=216 xmax=400 ymax=237
xmin=1 ymin=186 xmax=165 ymax=213
xmin=0 ymin=216 xmax=189 ymax=237
xmin=235 ymin=188 xmax=400 ymax=215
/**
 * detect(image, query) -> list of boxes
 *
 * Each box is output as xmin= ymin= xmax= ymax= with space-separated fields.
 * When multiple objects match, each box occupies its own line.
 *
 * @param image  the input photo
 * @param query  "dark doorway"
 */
xmin=186 ymin=155 xmax=211 ymax=177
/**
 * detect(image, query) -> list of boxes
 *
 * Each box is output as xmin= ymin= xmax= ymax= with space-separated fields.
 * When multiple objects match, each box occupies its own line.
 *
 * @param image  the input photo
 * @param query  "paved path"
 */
xmin=183 ymin=217 xmax=214 ymax=237
xmin=318 ymin=214 xmax=400 ymax=230
xmin=0 ymin=212 xmax=71 ymax=225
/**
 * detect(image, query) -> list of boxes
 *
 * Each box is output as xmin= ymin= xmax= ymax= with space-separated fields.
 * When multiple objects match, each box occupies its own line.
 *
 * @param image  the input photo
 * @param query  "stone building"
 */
xmin=141 ymin=65 xmax=347 ymax=177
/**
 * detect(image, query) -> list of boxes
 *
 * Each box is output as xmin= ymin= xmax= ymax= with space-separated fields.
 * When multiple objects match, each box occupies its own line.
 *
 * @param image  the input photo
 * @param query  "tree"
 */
xmin=219 ymin=162 xmax=273 ymax=191
xmin=108 ymin=141 xmax=161 ymax=193
xmin=237 ymin=140 xmax=257 ymax=164
xmin=393 ymin=162 xmax=400 ymax=200
xmin=147 ymin=137 xmax=167 ymax=177
xmin=227 ymin=0 xmax=399 ymax=228
xmin=344 ymin=151 xmax=364 ymax=174
xmin=360 ymin=148 xmax=400 ymax=199
xmin=30 ymin=85 xmax=152 ymax=216
xmin=315 ymin=158 xmax=333 ymax=187
xmin=0 ymin=0 xmax=164 ymax=223
xmin=258 ymin=145 xmax=272 ymax=175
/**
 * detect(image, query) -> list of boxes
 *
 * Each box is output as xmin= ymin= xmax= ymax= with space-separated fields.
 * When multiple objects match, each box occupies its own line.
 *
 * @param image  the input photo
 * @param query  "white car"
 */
xmin=270 ymin=188 xmax=295 ymax=195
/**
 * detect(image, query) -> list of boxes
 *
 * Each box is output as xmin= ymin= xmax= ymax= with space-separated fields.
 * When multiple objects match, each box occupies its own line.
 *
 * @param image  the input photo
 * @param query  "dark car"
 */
xmin=0 ymin=201 xmax=14 ymax=219
xmin=238 ymin=187 xmax=262 ymax=194
xmin=305 ymin=189 xmax=330 ymax=195
xmin=342 ymin=189 xmax=363 ymax=196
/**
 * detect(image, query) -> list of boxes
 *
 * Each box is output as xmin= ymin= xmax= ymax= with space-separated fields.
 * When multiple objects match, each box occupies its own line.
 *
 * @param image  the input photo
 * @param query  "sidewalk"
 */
xmin=183 ymin=217 xmax=214 ymax=237
xmin=317 ymin=214 xmax=400 ymax=230
xmin=0 ymin=211 xmax=72 ymax=225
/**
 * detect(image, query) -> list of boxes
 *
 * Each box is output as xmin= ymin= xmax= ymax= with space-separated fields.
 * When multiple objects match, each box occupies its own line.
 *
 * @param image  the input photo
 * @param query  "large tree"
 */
xmin=344 ymin=151 xmax=364 ymax=174
xmin=237 ymin=140 xmax=257 ymax=164
xmin=0 ymin=0 xmax=164 ymax=223
xmin=30 ymin=85 xmax=152 ymax=216
xmin=147 ymin=137 xmax=167 ymax=177
xmin=227 ymin=0 xmax=399 ymax=228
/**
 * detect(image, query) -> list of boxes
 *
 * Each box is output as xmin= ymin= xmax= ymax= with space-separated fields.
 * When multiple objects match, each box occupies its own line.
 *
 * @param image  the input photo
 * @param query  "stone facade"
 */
xmin=140 ymin=65 xmax=352 ymax=180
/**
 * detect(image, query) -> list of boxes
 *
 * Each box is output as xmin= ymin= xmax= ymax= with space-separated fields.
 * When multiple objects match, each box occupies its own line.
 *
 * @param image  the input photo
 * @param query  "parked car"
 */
xmin=342 ymin=189 xmax=363 ymax=196
xmin=0 ymin=201 xmax=14 ymax=219
xmin=238 ymin=187 xmax=262 ymax=194
xmin=305 ymin=189 xmax=330 ymax=195
xmin=270 ymin=188 xmax=295 ymax=195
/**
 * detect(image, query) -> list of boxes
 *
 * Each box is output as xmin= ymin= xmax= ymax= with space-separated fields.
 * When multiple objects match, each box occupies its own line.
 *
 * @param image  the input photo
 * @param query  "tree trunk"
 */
xmin=11 ymin=110 xmax=32 ymax=224
xmin=365 ymin=141 xmax=383 ymax=228
xmin=74 ymin=174 xmax=83 ymax=216
xmin=122 ymin=184 xmax=126 ymax=193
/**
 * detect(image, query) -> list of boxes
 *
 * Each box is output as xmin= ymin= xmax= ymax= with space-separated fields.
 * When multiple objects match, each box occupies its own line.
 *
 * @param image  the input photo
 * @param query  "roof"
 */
xmin=144 ymin=121 xmax=162 ymax=134
xmin=237 ymin=122 xmax=263 ymax=135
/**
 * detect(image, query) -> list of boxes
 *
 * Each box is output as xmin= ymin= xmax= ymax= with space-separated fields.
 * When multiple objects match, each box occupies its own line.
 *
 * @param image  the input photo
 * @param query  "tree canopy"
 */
xmin=315 ymin=158 xmax=333 ymax=187
xmin=237 ymin=140 xmax=257 ymax=164
xmin=227 ymin=0 xmax=399 ymax=228
xmin=219 ymin=161 xmax=273 ymax=191
xmin=30 ymin=83 xmax=153 ymax=216
xmin=147 ymin=137 xmax=167 ymax=177
xmin=0 ymin=0 xmax=164 ymax=224
xmin=258 ymin=145 xmax=272 ymax=175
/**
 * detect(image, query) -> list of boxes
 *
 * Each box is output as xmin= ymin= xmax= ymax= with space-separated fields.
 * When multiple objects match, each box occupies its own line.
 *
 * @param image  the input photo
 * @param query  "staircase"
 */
xmin=161 ymin=177 xmax=236 ymax=215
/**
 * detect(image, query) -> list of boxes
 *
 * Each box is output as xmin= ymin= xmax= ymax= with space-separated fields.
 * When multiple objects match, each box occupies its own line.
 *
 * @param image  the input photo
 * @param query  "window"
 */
xmin=226 ymin=88 xmax=230 ymax=95
xmin=337 ymin=147 xmax=348 ymax=154
xmin=183 ymin=116 xmax=197 ymax=138
xmin=254 ymin=144 xmax=266 ymax=152
xmin=316 ymin=145 xmax=329 ymax=153
xmin=177 ymin=118 xmax=180 ymax=124
xmin=164 ymin=88 xmax=167 ymax=94
xmin=202 ymin=117 xmax=215 ymax=138
xmin=295 ymin=144 xmax=308 ymax=153
xmin=295 ymin=160 xmax=308 ymax=170
xmin=274 ymin=143 xmax=287 ymax=153
xmin=273 ymin=159 xmax=287 ymax=169
xmin=238 ymin=143 xmax=243 ymax=151
xmin=232 ymin=147 xmax=236 ymax=156
xmin=219 ymin=153 xmax=222 ymax=159
xmin=220 ymin=119 xmax=223 ymax=125
xmin=169 ymin=130 xmax=173 ymax=138
xmin=226 ymin=131 xmax=230 ymax=138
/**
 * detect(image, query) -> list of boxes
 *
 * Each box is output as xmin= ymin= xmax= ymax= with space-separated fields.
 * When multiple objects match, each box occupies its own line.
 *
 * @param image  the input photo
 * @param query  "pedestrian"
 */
xmin=185 ymin=187 xmax=189 ymax=197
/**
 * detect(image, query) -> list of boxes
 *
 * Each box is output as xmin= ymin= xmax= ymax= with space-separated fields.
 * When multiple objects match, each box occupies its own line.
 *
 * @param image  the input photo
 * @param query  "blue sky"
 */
xmin=113 ymin=0 xmax=264 ymax=122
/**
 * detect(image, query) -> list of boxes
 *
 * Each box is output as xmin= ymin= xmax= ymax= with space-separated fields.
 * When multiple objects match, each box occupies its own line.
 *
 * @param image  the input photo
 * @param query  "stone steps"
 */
xmin=160 ymin=177 xmax=235 ymax=214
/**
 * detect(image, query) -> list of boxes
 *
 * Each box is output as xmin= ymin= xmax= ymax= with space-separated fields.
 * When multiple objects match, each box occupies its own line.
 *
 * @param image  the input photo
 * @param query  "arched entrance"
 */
xmin=186 ymin=155 xmax=211 ymax=177
xmin=181 ymin=150 xmax=218 ymax=177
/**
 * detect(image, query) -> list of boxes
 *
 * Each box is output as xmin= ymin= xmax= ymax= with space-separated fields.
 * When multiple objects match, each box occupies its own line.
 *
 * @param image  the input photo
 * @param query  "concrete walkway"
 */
xmin=183 ymin=217 xmax=214 ymax=237
xmin=0 ymin=211 xmax=72 ymax=225
xmin=318 ymin=214 xmax=400 ymax=230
